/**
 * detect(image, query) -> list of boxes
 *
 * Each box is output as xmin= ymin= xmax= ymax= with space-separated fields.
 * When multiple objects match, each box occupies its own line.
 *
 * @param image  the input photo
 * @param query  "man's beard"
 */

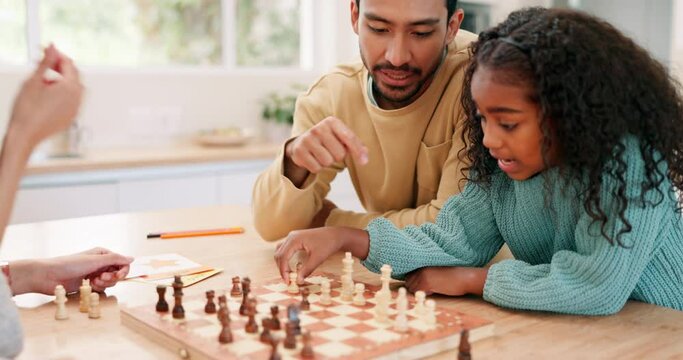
xmin=361 ymin=48 xmax=444 ymax=106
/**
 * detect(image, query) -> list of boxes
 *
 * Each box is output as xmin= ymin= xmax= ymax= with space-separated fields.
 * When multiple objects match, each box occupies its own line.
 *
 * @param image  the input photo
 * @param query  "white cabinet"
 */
xmin=13 ymin=159 xmax=363 ymax=224
xmin=119 ymin=175 xmax=219 ymax=212
xmin=11 ymin=183 xmax=118 ymax=224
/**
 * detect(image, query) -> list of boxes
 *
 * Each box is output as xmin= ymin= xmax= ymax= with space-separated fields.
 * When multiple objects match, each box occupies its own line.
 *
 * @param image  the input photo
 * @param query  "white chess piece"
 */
xmin=342 ymin=252 xmax=354 ymax=295
xmin=54 ymin=285 xmax=68 ymax=320
xmin=379 ymin=264 xmax=392 ymax=303
xmin=320 ymin=278 xmax=332 ymax=305
xmin=88 ymin=292 xmax=101 ymax=319
xmin=414 ymin=290 xmax=426 ymax=318
xmin=340 ymin=274 xmax=354 ymax=302
xmin=394 ymin=287 xmax=408 ymax=332
xmin=79 ymin=278 xmax=91 ymax=313
xmin=424 ymin=299 xmax=436 ymax=326
xmin=287 ymin=271 xmax=299 ymax=294
xmin=374 ymin=296 xmax=389 ymax=323
xmin=352 ymin=283 xmax=366 ymax=306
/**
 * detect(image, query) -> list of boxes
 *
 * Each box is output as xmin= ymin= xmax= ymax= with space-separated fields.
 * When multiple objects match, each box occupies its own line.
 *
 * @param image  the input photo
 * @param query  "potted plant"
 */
xmin=261 ymin=84 xmax=305 ymax=142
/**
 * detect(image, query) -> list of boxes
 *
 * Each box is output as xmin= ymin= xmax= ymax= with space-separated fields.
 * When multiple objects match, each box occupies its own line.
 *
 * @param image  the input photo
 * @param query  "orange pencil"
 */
xmin=146 ymin=227 xmax=244 ymax=239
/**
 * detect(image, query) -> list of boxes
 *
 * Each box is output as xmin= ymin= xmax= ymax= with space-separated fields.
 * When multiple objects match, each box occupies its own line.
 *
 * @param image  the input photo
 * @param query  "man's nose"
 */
xmin=385 ymin=35 xmax=412 ymax=67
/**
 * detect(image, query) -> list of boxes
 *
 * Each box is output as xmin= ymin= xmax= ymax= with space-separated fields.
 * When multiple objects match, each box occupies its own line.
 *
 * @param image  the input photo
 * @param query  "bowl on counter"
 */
xmin=195 ymin=128 xmax=254 ymax=147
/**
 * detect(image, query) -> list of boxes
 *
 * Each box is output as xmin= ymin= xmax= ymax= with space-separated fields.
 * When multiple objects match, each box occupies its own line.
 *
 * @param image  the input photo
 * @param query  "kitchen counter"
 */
xmin=24 ymin=141 xmax=282 ymax=176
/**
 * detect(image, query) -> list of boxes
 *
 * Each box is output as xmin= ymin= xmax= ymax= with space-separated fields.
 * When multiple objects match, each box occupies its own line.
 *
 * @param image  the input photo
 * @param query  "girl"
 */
xmin=273 ymin=7 xmax=683 ymax=315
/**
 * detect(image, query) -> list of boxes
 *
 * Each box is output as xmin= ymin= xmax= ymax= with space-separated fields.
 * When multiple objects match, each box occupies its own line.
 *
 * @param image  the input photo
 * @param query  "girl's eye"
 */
xmin=500 ymin=123 xmax=517 ymax=131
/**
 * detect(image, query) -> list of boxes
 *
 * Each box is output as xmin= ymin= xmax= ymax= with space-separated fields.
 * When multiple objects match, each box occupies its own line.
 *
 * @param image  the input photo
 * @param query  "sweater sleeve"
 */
xmin=0 ymin=274 xmax=23 ymax=358
xmin=252 ymin=84 xmax=344 ymax=241
xmin=483 ymin=144 xmax=674 ymax=315
xmin=362 ymin=181 xmax=504 ymax=279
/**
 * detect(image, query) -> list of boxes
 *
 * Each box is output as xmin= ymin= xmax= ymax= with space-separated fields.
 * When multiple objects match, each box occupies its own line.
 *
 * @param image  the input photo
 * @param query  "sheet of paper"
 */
xmin=126 ymin=253 xmax=205 ymax=279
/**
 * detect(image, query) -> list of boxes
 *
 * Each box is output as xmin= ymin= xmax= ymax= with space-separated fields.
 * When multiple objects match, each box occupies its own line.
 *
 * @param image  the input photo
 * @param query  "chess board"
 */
xmin=120 ymin=273 xmax=493 ymax=359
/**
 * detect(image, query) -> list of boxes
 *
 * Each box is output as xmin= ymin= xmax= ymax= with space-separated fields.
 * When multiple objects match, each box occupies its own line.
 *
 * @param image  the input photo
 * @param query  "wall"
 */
xmin=673 ymin=0 xmax=683 ymax=84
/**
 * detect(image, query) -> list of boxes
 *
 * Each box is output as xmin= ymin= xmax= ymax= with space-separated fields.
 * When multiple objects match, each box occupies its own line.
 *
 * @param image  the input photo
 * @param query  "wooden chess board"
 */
xmin=120 ymin=272 xmax=493 ymax=359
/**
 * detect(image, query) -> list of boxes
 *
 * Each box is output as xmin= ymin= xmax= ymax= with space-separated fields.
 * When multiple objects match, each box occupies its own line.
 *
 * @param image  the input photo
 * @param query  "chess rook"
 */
xmin=79 ymin=279 xmax=91 ymax=313
xmin=155 ymin=285 xmax=169 ymax=313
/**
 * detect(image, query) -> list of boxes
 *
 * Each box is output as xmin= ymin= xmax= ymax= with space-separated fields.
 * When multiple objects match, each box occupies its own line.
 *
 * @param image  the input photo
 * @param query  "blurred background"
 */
xmin=0 ymin=0 xmax=681 ymax=224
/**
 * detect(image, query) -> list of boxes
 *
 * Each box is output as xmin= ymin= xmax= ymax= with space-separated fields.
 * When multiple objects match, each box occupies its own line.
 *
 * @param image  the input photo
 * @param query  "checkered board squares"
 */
xmin=120 ymin=272 xmax=493 ymax=360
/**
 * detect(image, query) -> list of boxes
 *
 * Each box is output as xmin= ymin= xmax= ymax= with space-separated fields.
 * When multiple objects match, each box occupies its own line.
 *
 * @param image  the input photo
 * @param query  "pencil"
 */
xmin=147 ymin=227 xmax=244 ymax=239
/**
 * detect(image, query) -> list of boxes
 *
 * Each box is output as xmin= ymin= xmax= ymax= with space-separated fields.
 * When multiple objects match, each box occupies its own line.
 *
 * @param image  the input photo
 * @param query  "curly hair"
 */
xmin=460 ymin=7 xmax=683 ymax=246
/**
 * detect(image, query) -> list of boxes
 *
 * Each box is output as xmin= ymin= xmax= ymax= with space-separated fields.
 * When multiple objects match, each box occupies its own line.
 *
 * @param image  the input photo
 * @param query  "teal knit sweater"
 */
xmin=363 ymin=138 xmax=683 ymax=315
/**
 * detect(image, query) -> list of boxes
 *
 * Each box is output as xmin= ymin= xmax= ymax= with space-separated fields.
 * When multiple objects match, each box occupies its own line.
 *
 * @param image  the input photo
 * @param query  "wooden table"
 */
xmin=2 ymin=205 xmax=682 ymax=359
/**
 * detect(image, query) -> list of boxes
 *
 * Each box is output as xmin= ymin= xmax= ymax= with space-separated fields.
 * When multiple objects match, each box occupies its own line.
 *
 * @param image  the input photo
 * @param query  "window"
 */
xmin=0 ymin=0 xmax=27 ymax=65
xmin=0 ymin=0 xmax=307 ymax=68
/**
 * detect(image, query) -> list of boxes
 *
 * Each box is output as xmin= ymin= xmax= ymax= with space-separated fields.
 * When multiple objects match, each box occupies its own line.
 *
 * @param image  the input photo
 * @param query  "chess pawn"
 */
xmin=458 ymin=329 xmax=471 ymax=360
xmin=88 ymin=292 xmax=101 ymax=319
xmin=374 ymin=297 xmax=389 ymax=323
xmin=394 ymin=288 xmax=408 ymax=332
xmin=269 ymin=337 xmax=282 ymax=360
xmin=270 ymin=305 xmax=281 ymax=330
xmin=218 ymin=315 xmax=233 ymax=344
xmin=424 ymin=299 xmax=436 ymax=326
xmin=260 ymin=318 xmax=273 ymax=343
xmin=230 ymin=276 xmax=242 ymax=297
xmin=352 ymin=283 xmax=366 ymax=306
xmin=283 ymin=322 xmax=297 ymax=349
xmin=54 ymin=285 xmax=68 ymax=320
xmin=172 ymin=275 xmax=185 ymax=320
xmin=340 ymin=274 xmax=353 ymax=302
xmin=300 ymin=288 xmax=310 ymax=311
xmin=205 ymin=290 xmax=217 ymax=314
xmin=155 ymin=285 xmax=169 ymax=312
xmin=414 ymin=290 xmax=426 ymax=317
xmin=300 ymin=330 xmax=315 ymax=359
xmin=319 ymin=278 xmax=332 ymax=306
xmin=245 ymin=299 xmax=259 ymax=333
xmin=287 ymin=271 xmax=299 ymax=294
xmin=79 ymin=278 xmax=91 ymax=313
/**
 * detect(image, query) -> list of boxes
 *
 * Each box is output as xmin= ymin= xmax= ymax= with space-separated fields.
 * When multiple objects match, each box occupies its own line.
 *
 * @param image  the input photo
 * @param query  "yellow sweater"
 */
xmin=252 ymin=30 xmax=478 ymax=241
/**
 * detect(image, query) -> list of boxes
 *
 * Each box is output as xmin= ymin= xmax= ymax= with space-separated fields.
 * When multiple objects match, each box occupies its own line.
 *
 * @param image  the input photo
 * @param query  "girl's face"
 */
xmin=471 ymin=66 xmax=556 ymax=180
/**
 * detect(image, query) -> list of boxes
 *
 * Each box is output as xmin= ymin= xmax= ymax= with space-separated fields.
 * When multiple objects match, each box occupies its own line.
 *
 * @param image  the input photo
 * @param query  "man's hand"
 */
xmin=404 ymin=267 xmax=488 ymax=296
xmin=284 ymin=117 xmax=369 ymax=187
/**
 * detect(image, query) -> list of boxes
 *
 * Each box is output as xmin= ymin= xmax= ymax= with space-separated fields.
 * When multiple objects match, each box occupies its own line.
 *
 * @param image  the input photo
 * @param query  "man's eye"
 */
xmin=413 ymin=31 xmax=434 ymax=38
xmin=368 ymin=25 xmax=388 ymax=33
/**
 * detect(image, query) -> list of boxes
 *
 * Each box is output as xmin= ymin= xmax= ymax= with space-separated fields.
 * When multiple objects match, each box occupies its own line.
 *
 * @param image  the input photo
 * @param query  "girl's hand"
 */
xmin=405 ymin=266 xmax=488 ymax=296
xmin=274 ymin=226 xmax=370 ymax=283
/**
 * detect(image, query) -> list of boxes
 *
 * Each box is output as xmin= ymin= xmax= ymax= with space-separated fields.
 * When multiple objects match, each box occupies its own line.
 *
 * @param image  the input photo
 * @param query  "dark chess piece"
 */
xmin=217 ymin=297 xmax=230 ymax=324
xmin=218 ymin=314 xmax=233 ymax=344
xmin=230 ymin=276 xmax=242 ymax=297
xmin=245 ymin=299 xmax=259 ymax=333
xmin=155 ymin=285 xmax=169 ymax=312
xmin=287 ymin=304 xmax=301 ymax=335
xmin=300 ymin=331 xmax=315 ymax=359
xmin=205 ymin=290 xmax=216 ymax=314
xmin=172 ymin=275 xmax=185 ymax=319
xmin=270 ymin=305 xmax=281 ymax=330
xmin=239 ymin=277 xmax=251 ymax=316
xmin=458 ymin=329 xmax=471 ymax=360
xmin=260 ymin=318 xmax=273 ymax=343
xmin=300 ymin=288 xmax=310 ymax=311
xmin=283 ymin=322 xmax=297 ymax=349
xmin=269 ymin=337 xmax=281 ymax=360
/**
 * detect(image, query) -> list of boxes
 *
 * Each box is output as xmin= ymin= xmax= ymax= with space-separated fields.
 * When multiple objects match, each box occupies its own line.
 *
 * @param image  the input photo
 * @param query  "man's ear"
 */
xmin=351 ymin=0 xmax=360 ymax=35
xmin=446 ymin=9 xmax=464 ymax=43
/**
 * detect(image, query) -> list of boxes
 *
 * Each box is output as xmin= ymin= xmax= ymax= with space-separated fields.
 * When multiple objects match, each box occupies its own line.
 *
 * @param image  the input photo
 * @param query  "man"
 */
xmin=253 ymin=0 xmax=476 ymax=241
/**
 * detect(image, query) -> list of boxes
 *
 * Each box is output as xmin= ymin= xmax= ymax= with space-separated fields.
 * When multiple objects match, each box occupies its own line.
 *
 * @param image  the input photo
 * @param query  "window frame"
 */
xmin=16 ymin=0 xmax=315 ymax=71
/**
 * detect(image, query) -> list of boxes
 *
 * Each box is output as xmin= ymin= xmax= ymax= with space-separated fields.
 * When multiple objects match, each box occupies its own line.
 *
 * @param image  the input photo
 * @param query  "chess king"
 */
xmin=252 ymin=0 xmax=476 ymax=241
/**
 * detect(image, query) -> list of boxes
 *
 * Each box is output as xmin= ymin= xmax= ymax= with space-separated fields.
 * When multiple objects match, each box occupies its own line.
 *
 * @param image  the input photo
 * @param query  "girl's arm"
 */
xmin=362 ymin=180 xmax=504 ymax=279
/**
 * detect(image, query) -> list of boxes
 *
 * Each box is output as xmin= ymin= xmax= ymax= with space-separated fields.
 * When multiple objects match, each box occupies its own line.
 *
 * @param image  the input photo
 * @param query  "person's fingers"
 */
xmin=57 ymin=55 xmax=80 ymax=82
xmin=115 ymin=265 xmax=130 ymax=279
xmin=293 ymin=149 xmax=322 ymax=173
xmin=298 ymin=250 xmax=325 ymax=283
xmin=317 ymin=129 xmax=347 ymax=163
xmin=275 ymin=234 xmax=306 ymax=283
xmin=34 ymin=43 xmax=59 ymax=77
xmin=307 ymin=139 xmax=335 ymax=168
xmin=329 ymin=119 xmax=368 ymax=165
